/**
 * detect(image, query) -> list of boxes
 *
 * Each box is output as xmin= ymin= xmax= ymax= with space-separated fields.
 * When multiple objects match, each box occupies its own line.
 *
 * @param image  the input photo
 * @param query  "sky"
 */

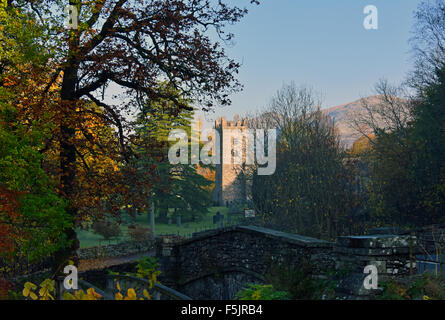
xmin=197 ymin=0 xmax=423 ymax=128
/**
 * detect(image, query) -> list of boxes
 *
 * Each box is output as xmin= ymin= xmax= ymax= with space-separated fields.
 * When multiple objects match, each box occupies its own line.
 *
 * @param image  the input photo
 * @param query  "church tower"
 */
xmin=212 ymin=116 xmax=250 ymax=206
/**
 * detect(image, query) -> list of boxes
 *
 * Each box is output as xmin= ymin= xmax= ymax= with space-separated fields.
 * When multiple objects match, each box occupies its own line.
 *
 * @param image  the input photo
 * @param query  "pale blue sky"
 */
xmin=198 ymin=0 xmax=423 ymax=126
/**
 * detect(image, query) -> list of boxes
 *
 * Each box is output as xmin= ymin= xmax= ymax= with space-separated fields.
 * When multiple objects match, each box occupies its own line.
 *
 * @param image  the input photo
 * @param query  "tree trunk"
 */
xmin=53 ymin=27 xmax=80 ymax=273
xmin=150 ymin=202 xmax=155 ymax=237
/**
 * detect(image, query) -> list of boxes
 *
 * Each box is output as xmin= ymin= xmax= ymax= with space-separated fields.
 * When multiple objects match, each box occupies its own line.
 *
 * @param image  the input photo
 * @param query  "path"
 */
xmin=78 ymin=250 xmax=156 ymax=272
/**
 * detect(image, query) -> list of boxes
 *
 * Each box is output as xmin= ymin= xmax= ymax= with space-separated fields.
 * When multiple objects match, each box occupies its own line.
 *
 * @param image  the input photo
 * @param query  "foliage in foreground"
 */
xmin=379 ymin=273 xmax=445 ymax=300
xmin=0 ymin=0 xmax=72 ymax=262
xmin=235 ymin=284 xmax=288 ymax=300
xmin=21 ymin=257 xmax=161 ymax=300
xmin=235 ymin=257 xmax=345 ymax=300
xmin=264 ymin=256 xmax=342 ymax=300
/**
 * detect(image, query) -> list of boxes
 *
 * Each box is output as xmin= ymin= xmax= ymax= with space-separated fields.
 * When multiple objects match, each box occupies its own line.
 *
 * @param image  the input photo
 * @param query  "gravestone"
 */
xmin=212 ymin=213 xmax=218 ymax=224
xmin=213 ymin=211 xmax=224 ymax=225
xmin=168 ymin=218 xmax=172 ymax=226
xmin=176 ymin=216 xmax=181 ymax=227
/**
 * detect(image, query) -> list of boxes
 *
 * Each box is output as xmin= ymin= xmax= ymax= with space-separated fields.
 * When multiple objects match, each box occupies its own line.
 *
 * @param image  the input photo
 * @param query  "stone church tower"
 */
xmin=212 ymin=116 xmax=251 ymax=206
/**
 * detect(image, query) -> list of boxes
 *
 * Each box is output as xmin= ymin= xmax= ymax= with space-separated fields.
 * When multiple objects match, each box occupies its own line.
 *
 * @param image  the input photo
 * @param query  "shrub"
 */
xmin=379 ymin=273 xmax=445 ymax=300
xmin=235 ymin=284 xmax=288 ymax=300
xmin=128 ymin=225 xmax=152 ymax=241
xmin=22 ymin=259 xmax=163 ymax=300
xmin=92 ymin=220 xmax=121 ymax=241
xmin=264 ymin=258 xmax=337 ymax=300
xmin=135 ymin=257 xmax=161 ymax=288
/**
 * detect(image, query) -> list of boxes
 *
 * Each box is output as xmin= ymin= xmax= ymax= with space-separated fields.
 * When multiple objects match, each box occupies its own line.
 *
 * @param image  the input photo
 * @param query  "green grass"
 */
xmin=77 ymin=207 xmax=241 ymax=248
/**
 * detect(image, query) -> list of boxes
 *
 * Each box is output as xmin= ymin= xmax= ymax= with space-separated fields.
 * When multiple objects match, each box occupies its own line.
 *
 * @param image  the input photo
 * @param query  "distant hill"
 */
xmin=321 ymin=96 xmax=383 ymax=149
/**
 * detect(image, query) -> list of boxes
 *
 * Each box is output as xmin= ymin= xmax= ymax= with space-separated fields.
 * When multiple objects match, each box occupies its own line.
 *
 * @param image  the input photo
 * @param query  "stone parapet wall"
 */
xmin=334 ymin=234 xmax=416 ymax=276
xmin=164 ymin=226 xmax=335 ymax=298
xmin=78 ymin=239 xmax=157 ymax=260
xmin=158 ymin=226 xmax=417 ymax=299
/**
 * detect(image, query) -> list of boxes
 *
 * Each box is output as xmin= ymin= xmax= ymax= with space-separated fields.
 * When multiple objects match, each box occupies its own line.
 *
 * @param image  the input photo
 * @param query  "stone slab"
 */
xmin=337 ymin=234 xmax=416 ymax=249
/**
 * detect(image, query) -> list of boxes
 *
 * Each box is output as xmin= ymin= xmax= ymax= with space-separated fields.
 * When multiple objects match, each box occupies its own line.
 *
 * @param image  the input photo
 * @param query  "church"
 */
xmin=211 ymin=116 xmax=252 ymax=207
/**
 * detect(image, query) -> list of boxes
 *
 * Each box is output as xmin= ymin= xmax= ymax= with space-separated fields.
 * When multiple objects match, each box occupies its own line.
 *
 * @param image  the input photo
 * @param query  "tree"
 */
xmin=366 ymin=65 xmax=445 ymax=227
xmin=251 ymin=83 xmax=356 ymax=239
xmin=347 ymin=80 xmax=414 ymax=143
xmin=409 ymin=0 xmax=445 ymax=95
xmin=352 ymin=1 xmax=445 ymax=228
xmin=9 ymin=0 xmax=259 ymax=266
xmin=130 ymin=82 xmax=212 ymax=223
xmin=0 ymin=1 xmax=72 ymax=262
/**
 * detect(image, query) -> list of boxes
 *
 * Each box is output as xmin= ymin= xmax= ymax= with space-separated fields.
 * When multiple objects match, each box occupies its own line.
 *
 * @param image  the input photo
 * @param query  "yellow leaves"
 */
xmin=251 ymin=290 xmax=261 ymax=300
xmin=23 ymin=280 xmax=55 ymax=300
xmin=87 ymin=288 xmax=102 ymax=299
xmin=115 ymin=279 xmax=153 ymax=300
xmin=73 ymin=290 xmax=88 ymax=300
xmin=62 ymin=292 xmax=76 ymax=300
xmin=143 ymin=289 xmax=151 ymax=300
xmin=148 ymin=272 xmax=160 ymax=289
xmin=24 ymin=278 xmax=105 ymax=301
xmin=22 ymin=282 xmax=37 ymax=300
xmin=116 ymin=281 xmax=141 ymax=300
xmin=124 ymin=288 xmax=137 ymax=300
xmin=63 ymin=288 xmax=102 ymax=300
xmin=38 ymin=279 xmax=55 ymax=300
xmin=398 ymin=287 xmax=407 ymax=297
xmin=24 ymin=277 xmax=156 ymax=301
xmin=28 ymin=292 xmax=38 ymax=300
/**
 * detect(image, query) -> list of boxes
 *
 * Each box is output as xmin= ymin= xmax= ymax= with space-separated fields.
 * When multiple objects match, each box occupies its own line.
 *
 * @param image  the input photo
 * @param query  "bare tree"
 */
xmin=409 ymin=0 xmax=445 ymax=94
xmin=249 ymin=82 xmax=355 ymax=239
xmin=347 ymin=79 xmax=414 ymax=144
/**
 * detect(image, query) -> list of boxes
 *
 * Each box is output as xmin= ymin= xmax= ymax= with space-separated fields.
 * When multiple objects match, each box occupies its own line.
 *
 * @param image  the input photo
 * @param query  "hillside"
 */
xmin=321 ymin=96 xmax=383 ymax=148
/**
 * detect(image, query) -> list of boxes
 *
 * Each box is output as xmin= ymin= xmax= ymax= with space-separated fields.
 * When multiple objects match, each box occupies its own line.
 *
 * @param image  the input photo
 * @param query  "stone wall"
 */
xmin=158 ymin=225 xmax=417 ymax=300
xmin=78 ymin=239 xmax=157 ymax=260
xmin=335 ymin=235 xmax=416 ymax=277
xmin=333 ymin=234 xmax=417 ymax=299
xmin=164 ymin=226 xmax=334 ymax=299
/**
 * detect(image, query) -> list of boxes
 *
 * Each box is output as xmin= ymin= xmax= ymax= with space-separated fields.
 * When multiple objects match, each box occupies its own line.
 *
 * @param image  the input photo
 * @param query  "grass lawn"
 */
xmin=77 ymin=207 xmax=241 ymax=248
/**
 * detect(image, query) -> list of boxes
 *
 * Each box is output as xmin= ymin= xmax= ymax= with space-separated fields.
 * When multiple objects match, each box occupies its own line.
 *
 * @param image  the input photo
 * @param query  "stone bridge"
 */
xmin=3 ymin=225 xmax=420 ymax=300
xmin=157 ymin=225 xmax=417 ymax=299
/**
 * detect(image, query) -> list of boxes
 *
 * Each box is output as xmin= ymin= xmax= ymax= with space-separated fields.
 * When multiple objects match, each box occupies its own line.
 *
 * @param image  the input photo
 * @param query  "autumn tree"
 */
xmin=0 ymin=1 xmax=72 ymax=263
xmin=7 ymin=0 xmax=259 ymax=266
